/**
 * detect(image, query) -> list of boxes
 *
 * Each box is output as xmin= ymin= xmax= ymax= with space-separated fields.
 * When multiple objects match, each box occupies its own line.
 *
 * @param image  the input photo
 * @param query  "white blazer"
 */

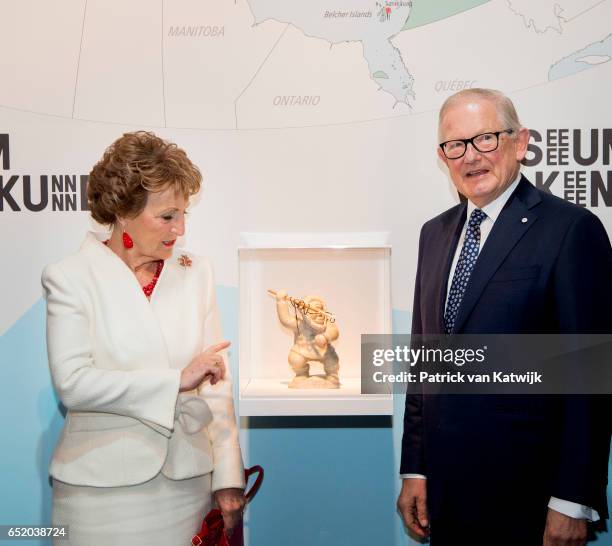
xmin=42 ymin=233 xmax=244 ymax=490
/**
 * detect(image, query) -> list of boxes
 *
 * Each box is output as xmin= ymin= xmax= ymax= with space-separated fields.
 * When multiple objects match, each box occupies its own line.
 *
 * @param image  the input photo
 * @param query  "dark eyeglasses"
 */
xmin=439 ymin=129 xmax=514 ymax=159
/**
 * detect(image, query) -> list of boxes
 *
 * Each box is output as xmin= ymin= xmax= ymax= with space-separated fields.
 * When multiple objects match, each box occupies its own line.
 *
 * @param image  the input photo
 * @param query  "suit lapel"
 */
xmin=150 ymin=255 xmax=197 ymax=369
xmin=452 ymin=177 xmax=541 ymax=333
xmin=80 ymin=233 xmax=172 ymax=370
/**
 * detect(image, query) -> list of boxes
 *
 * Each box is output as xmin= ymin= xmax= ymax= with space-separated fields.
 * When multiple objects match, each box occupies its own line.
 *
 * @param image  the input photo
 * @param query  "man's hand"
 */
xmin=214 ymin=487 xmax=246 ymax=535
xmin=543 ymin=508 xmax=587 ymax=546
xmin=397 ymin=478 xmax=430 ymax=539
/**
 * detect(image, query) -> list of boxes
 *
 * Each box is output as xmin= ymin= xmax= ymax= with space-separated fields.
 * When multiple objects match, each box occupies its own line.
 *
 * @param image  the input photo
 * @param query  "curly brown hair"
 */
xmin=88 ymin=131 xmax=202 ymax=225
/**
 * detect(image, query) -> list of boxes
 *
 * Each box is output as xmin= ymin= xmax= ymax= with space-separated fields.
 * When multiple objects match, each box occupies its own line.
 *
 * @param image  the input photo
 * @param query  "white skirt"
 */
xmin=52 ymin=473 xmax=212 ymax=546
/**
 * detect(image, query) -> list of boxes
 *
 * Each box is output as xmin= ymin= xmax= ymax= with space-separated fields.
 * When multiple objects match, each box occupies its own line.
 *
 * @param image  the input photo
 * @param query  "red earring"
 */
xmin=122 ymin=231 xmax=134 ymax=249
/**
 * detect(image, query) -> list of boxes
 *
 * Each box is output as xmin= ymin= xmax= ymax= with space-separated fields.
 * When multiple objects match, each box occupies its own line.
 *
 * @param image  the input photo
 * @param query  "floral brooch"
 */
xmin=178 ymin=254 xmax=193 ymax=268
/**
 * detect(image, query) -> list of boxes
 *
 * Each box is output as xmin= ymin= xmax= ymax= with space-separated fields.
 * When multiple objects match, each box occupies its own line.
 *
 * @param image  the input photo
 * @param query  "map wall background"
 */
xmin=0 ymin=1 xmax=610 ymax=544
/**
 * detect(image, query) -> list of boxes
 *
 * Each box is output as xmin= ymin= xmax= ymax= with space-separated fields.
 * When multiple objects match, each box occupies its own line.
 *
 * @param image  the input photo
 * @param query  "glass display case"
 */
xmin=238 ymin=232 xmax=392 ymax=416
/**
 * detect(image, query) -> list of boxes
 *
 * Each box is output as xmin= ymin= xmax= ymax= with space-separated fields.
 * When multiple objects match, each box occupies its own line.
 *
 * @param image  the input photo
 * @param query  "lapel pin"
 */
xmin=521 ymin=217 xmax=528 ymax=224
xmin=178 ymin=254 xmax=193 ymax=268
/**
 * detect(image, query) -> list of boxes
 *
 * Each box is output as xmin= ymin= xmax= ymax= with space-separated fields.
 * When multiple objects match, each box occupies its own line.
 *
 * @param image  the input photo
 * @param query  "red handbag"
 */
xmin=191 ymin=466 xmax=264 ymax=546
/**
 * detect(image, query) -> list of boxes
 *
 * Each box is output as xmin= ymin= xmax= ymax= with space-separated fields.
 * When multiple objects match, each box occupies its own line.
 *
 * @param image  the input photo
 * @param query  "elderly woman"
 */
xmin=42 ymin=131 xmax=245 ymax=544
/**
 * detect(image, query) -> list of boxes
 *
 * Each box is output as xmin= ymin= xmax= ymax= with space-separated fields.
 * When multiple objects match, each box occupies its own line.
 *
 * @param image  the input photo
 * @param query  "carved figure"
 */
xmin=269 ymin=289 xmax=340 ymax=389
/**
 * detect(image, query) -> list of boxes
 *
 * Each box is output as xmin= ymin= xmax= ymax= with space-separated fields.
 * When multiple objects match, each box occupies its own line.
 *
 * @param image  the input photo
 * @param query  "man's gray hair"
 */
xmin=438 ymin=88 xmax=522 ymax=142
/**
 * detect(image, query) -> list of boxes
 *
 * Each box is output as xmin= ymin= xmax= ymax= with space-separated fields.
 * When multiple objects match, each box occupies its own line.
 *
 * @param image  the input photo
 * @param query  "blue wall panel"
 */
xmin=1 ymin=297 xmax=609 ymax=545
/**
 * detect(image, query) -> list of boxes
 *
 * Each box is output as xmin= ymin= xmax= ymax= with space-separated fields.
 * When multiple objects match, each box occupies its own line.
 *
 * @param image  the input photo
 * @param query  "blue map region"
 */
xmin=549 ymin=33 xmax=612 ymax=81
xmin=247 ymin=0 xmax=415 ymax=105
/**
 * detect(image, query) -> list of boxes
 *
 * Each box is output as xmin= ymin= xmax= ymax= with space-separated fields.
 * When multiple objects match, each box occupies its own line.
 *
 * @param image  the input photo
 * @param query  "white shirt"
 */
xmin=402 ymin=173 xmax=599 ymax=522
xmin=444 ymin=174 xmax=521 ymax=308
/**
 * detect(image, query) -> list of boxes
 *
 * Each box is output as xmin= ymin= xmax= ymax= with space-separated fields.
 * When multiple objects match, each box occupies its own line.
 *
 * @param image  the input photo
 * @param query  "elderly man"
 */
xmin=397 ymin=89 xmax=611 ymax=545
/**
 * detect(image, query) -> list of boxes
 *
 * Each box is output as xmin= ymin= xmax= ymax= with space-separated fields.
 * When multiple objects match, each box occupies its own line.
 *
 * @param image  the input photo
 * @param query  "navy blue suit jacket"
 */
xmin=400 ymin=176 xmax=611 ymax=532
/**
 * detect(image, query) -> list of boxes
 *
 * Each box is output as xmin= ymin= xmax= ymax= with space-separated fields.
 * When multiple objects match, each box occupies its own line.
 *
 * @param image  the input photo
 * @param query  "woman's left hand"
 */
xmin=214 ymin=487 xmax=246 ymax=534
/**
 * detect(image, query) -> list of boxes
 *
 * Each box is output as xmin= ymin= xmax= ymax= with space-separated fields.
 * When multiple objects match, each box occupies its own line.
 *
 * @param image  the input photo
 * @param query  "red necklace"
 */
xmin=103 ymin=240 xmax=164 ymax=298
xmin=142 ymin=260 xmax=164 ymax=298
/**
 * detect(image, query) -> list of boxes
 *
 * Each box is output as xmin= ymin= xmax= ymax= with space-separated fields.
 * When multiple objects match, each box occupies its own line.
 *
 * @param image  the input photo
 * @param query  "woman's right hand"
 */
xmin=179 ymin=341 xmax=230 ymax=392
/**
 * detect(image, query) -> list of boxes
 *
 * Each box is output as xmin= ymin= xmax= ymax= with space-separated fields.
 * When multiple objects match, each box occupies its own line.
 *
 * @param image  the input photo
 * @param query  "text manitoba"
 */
xmin=167 ymin=26 xmax=224 ymax=37
xmin=372 ymin=371 xmax=543 ymax=384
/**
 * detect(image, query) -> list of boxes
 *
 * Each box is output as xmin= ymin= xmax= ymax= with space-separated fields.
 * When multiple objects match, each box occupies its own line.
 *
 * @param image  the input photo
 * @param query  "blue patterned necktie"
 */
xmin=444 ymin=208 xmax=487 ymax=334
